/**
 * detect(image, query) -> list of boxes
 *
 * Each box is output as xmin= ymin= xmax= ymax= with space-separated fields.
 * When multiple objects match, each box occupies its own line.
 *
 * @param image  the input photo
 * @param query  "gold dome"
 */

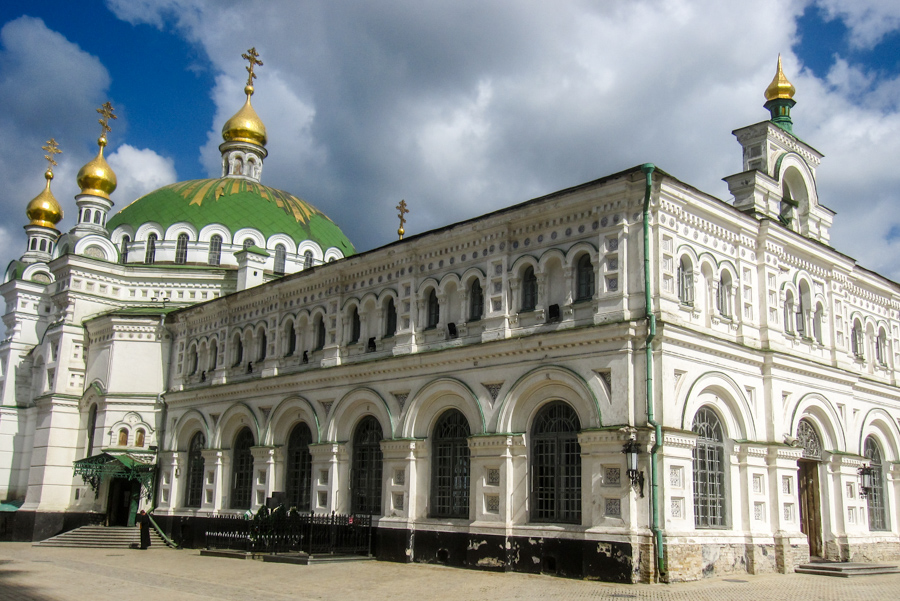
xmin=222 ymin=84 xmax=267 ymax=146
xmin=765 ymin=55 xmax=795 ymax=102
xmin=77 ymin=136 xmax=117 ymax=199
xmin=26 ymin=169 xmax=63 ymax=228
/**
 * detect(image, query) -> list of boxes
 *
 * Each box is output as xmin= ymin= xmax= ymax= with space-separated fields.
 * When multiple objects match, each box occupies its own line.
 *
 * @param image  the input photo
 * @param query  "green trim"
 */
xmin=496 ymin=364 xmax=602 ymax=427
xmin=266 ymin=396 xmax=322 ymax=444
xmin=679 ymin=370 xmax=755 ymax=436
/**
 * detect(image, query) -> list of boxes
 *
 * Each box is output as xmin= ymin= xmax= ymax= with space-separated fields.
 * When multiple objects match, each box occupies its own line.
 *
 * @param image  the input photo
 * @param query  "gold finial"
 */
xmin=764 ymin=54 xmax=795 ymax=102
xmin=27 ymin=139 xmax=64 ymax=227
xmin=242 ymin=47 xmax=263 ymax=93
xmin=397 ymin=199 xmax=409 ymax=240
xmin=96 ymin=101 xmax=117 ymax=140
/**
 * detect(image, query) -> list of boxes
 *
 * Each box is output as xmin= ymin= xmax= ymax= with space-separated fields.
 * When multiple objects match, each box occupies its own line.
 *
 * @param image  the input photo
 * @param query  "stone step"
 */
xmin=796 ymin=562 xmax=900 ymax=577
xmin=34 ymin=525 xmax=166 ymax=549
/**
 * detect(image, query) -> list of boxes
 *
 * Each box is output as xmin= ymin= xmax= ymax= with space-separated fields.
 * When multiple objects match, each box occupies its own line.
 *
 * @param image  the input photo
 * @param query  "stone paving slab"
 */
xmin=0 ymin=542 xmax=899 ymax=601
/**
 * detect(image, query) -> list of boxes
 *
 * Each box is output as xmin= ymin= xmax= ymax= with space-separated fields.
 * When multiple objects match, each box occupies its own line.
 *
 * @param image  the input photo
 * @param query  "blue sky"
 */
xmin=1 ymin=0 xmax=900 ymax=280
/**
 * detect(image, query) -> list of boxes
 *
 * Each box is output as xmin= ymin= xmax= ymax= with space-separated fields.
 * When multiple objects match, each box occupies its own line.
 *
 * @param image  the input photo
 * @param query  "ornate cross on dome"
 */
xmin=397 ymin=199 xmax=409 ymax=240
xmin=242 ymin=47 xmax=263 ymax=88
xmin=42 ymin=138 xmax=61 ymax=168
xmin=96 ymin=101 xmax=117 ymax=139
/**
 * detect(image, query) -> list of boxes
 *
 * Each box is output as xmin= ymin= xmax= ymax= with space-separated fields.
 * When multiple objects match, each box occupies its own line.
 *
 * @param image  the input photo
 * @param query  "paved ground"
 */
xmin=0 ymin=543 xmax=898 ymax=601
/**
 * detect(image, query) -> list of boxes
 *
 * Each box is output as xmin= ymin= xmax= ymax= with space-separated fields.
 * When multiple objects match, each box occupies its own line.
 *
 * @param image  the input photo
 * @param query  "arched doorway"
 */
xmin=797 ymin=419 xmax=823 ymax=557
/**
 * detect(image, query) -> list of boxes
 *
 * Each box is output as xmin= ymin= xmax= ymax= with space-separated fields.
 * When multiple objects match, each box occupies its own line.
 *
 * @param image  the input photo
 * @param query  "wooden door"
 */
xmin=798 ymin=460 xmax=822 ymax=557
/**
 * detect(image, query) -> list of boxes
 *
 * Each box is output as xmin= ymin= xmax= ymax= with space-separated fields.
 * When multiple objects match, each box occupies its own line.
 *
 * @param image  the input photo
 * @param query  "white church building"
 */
xmin=0 ymin=55 xmax=898 ymax=583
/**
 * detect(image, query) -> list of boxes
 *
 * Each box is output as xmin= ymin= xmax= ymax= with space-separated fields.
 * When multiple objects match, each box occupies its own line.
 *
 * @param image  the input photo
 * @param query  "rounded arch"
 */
xmin=297 ymin=241 xmax=323 ymax=262
xmin=494 ymin=365 xmax=601 ymax=433
xmin=509 ymin=254 xmax=540 ymax=276
xmin=22 ymin=263 xmax=56 ymax=284
xmin=786 ymin=393 xmax=846 ymax=454
xmin=415 ymin=277 xmax=441 ymax=297
xmin=675 ymin=244 xmax=700 ymax=266
xmin=564 ymin=241 xmax=599 ymax=268
xmin=135 ymin=222 xmax=164 ymax=241
xmin=327 ymin=387 xmax=393 ymax=441
xmin=437 ymin=272 xmax=461 ymax=295
xmin=265 ymin=395 xmax=322 ymax=445
xmin=164 ymin=223 xmax=198 ymax=241
xmin=74 ymin=235 xmax=117 ymax=261
xmin=266 ymin=234 xmax=296 ymax=254
xmin=537 ymin=247 xmax=566 ymax=271
xmin=679 ymin=371 xmax=755 ymax=440
xmin=233 ymin=228 xmax=264 ymax=249
xmin=459 ymin=267 xmax=486 ymax=289
xmin=323 ymin=247 xmax=345 ymax=263
xmin=110 ymin=225 xmax=135 ymax=246
xmin=172 ymin=409 xmax=211 ymax=452
xmin=400 ymin=377 xmax=485 ymax=438
xmin=774 ymin=153 xmax=819 ymax=213
xmin=859 ymin=408 xmax=900 ymax=461
xmin=214 ymin=402 xmax=261 ymax=448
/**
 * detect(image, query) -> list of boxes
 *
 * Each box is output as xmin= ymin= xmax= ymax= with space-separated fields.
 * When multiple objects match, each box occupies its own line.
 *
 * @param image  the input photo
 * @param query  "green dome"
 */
xmin=107 ymin=178 xmax=355 ymax=255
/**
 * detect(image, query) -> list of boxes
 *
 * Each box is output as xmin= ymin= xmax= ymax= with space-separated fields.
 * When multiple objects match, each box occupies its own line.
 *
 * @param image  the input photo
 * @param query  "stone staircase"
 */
xmin=34 ymin=525 xmax=167 ymax=549
xmin=796 ymin=561 xmax=900 ymax=577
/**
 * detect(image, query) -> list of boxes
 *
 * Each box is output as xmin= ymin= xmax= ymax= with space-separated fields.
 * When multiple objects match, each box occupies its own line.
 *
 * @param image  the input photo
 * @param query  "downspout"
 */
xmin=641 ymin=163 xmax=666 ymax=579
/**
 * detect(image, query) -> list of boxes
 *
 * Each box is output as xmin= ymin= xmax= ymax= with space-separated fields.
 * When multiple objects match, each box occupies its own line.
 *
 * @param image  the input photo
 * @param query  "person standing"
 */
xmin=137 ymin=510 xmax=151 ymax=550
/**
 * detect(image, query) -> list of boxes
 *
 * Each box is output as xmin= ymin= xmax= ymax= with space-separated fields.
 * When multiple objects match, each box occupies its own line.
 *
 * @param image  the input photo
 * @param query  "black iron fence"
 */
xmin=205 ymin=508 xmax=372 ymax=556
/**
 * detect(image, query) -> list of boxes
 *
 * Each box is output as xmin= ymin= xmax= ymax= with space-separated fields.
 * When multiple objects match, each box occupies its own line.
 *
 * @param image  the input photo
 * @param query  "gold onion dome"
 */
xmin=221 ymin=84 xmax=267 ymax=146
xmin=765 ymin=55 xmax=795 ymax=101
xmin=77 ymin=136 xmax=117 ymax=199
xmin=26 ymin=168 xmax=64 ymax=228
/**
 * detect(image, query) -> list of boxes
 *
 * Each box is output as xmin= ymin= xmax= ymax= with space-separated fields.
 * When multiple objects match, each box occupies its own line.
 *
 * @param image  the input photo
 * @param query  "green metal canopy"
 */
xmin=73 ymin=451 xmax=157 ymax=500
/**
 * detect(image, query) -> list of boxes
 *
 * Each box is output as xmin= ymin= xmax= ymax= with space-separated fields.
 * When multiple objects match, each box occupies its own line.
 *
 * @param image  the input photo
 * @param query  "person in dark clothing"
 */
xmin=137 ymin=510 xmax=151 ymax=549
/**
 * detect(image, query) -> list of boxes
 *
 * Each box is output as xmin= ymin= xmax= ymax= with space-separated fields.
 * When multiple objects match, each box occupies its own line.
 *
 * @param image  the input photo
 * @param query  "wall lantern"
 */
xmin=858 ymin=465 xmax=874 ymax=499
xmin=622 ymin=438 xmax=645 ymax=498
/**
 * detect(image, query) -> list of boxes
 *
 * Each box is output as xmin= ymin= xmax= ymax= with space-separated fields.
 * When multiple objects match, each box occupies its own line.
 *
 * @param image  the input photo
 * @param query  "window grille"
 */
xmin=797 ymin=419 xmax=821 ymax=460
xmin=385 ymin=298 xmax=397 ymax=337
xmin=530 ymin=402 xmax=581 ymax=523
xmin=208 ymin=235 xmax=222 ymax=266
xmin=230 ymin=428 xmax=254 ymax=509
xmin=783 ymin=294 xmax=794 ymax=334
xmin=304 ymin=250 xmax=314 ymax=270
xmin=522 ymin=267 xmax=537 ymax=311
xmin=852 ymin=322 xmax=864 ymax=358
xmin=175 ymin=233 xmax=189 ymax=264
xmin=431 ymin=410 xmax=471 ymax=519
xmin=716 ymin=275 xmax=731 ymax=317
xmin=692 ymin=407 xmax=726 ymax=528
xmin=185 ymin=432 xmax=205 ymax=508
xmin=120 ymin=235 xmax=130 ymax=264
xmin=427 ymin=290 xmax=440 ymax=328
xmin=576 ymin=255 xmax=594 ymax=301
xmin=351 ymin=416 xmax=384 ymax=515
xmin=864 ymin=437 xmax=887 ymax=531
xmin=274 ymin=244 xmax=286 ymax=275
xmin=242 ymin=239 xmax=253 ymax=250
xmin=285 ymin=423 xmax=312 ymax=511
xmin=144 ymin=234 xmax=157 ymax=265
xmin=469 ymin=280 xmax=484 ymax=321
xmin=876 ymin=330 xmax=887 ymax=364
xmin=677 ymin=259 xmax=693 ymax=305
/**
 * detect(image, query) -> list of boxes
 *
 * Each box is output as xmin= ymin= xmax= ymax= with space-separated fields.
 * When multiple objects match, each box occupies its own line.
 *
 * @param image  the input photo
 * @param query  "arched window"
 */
xmin=469 ymin=280 xmax=484 ymax=321
xmin=813 ymin=305 xmax=824 ymax=344
xmin=120 ymin=235 xmax=130 ymax=264
xmin=84 ymin=209 xmax=92 ymax=224
xmin=188 ymin=346 xmax=199 ymax=375
xmin=209 ymin=340 xmax=218 ymax=370
xmin=426 ymin=289 xmax=439 ymax=329
xmin=349 ymin=307 xmax=361 ymax=343
xmin=40 ymin=239 xmax=46 ymax=251
xmin=30 ymin=239 xmax=37 ymax=250
xmin=798 ymin=282 xmax=812 ymax=336
xmin=232 ymin=334 xmax=244 ymax=367
xmin=304 ymin=250 xmax=314 ymax=270
xmin=315 ymin=316 xmax=326 ymax=350
xmin=784 ymin=291 xmax=795 ymax=335
xmin=144 ymin=234 xmax=157 ymax=265
xmin=797 ymin=419 xmax=822 ymax=460
xmin=431 ymin=409 xmax=471 ymax=519
xmin=118 ymin=428 xmax=128 ymax=446
xmin=274 ymin=244 xmax=286 ymax=275
xmin=351 ymin=416 xmax=384 ymax=515
xmin=242 ymin=239 xmax=253 ymax=251
xmin=208 ymin=235 xmax=222 ymax=266
xmin=716 ymin=271 xmax=732 ymax=318
xmin=677 ymin=257 xmax=694 ymax=305
xmin=231 ymin=428 xmax=255 ymax=509
xmin=175 ymin=233 xmax=189 ymax=264
xmin=285 ymin=322 xmax=297 ymax=356
xmin=692 ymin=407 xmax=726 ymax=528
xmin=285 ymin=423 xmax=313 ymax=511
xmin=385 ymin=298 xmax=397 ymax=337
xmin=851 ymin=320 xmax=864 ymax=358
xmin=135 ymin=429 xmax=145 ymax=448
xmin=521 ymin=267 xmax=537 ymax=311
xmin=93 ymin=211 xmax=102 ymax=224
xmin=258 ymin=330 xmax=267 ymax=361
xmin=876 ymin=328 xmax=888 ymax=365
xmin=184 ymin=431 xmax=205 ymax=508
xmin=864 ymin=436 xmax=887 ymax=530
xmin=531 ymin=402 xmax=581 ymax=523
xmin=575 ymin=255 xmax=594 ymax=301
xmin=86 ymin=404 xmax=98 ymax=457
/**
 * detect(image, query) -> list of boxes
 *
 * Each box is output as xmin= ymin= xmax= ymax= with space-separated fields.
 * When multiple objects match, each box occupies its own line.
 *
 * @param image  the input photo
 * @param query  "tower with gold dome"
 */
xmin=22 ymin=139 xmax=64 ymax=265
xmin=70 ymin=102 xmax=118 ymax=244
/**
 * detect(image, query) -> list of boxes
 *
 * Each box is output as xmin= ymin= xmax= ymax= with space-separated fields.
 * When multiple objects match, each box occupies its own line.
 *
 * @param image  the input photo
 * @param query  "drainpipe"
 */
xmin=641 ymin=163 xmax=666 ymax=579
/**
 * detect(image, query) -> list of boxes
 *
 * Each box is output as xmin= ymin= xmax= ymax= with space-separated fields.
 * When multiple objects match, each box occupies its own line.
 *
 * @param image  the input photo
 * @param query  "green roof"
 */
xmin=107 ymin=178 xmax=355 ymax=255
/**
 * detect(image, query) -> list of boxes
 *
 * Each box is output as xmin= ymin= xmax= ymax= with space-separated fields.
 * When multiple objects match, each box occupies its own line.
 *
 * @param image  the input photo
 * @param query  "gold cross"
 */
xmin=397 ymin=199 xmax=409 ymax=240
xmin=96 ymin=101 xmax=117 ymax=138
xmin=242 ymin=47 xmax=263 ymax=88
xmin=42 ymin=138 xmax=61 ymax=168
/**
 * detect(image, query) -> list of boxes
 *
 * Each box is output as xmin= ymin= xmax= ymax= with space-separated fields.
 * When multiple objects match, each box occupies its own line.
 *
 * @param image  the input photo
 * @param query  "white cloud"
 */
xmin=107 ymin=145 xmax=178 ymax=204
xmin=814 ymin=0 xmax=900 ymax=49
